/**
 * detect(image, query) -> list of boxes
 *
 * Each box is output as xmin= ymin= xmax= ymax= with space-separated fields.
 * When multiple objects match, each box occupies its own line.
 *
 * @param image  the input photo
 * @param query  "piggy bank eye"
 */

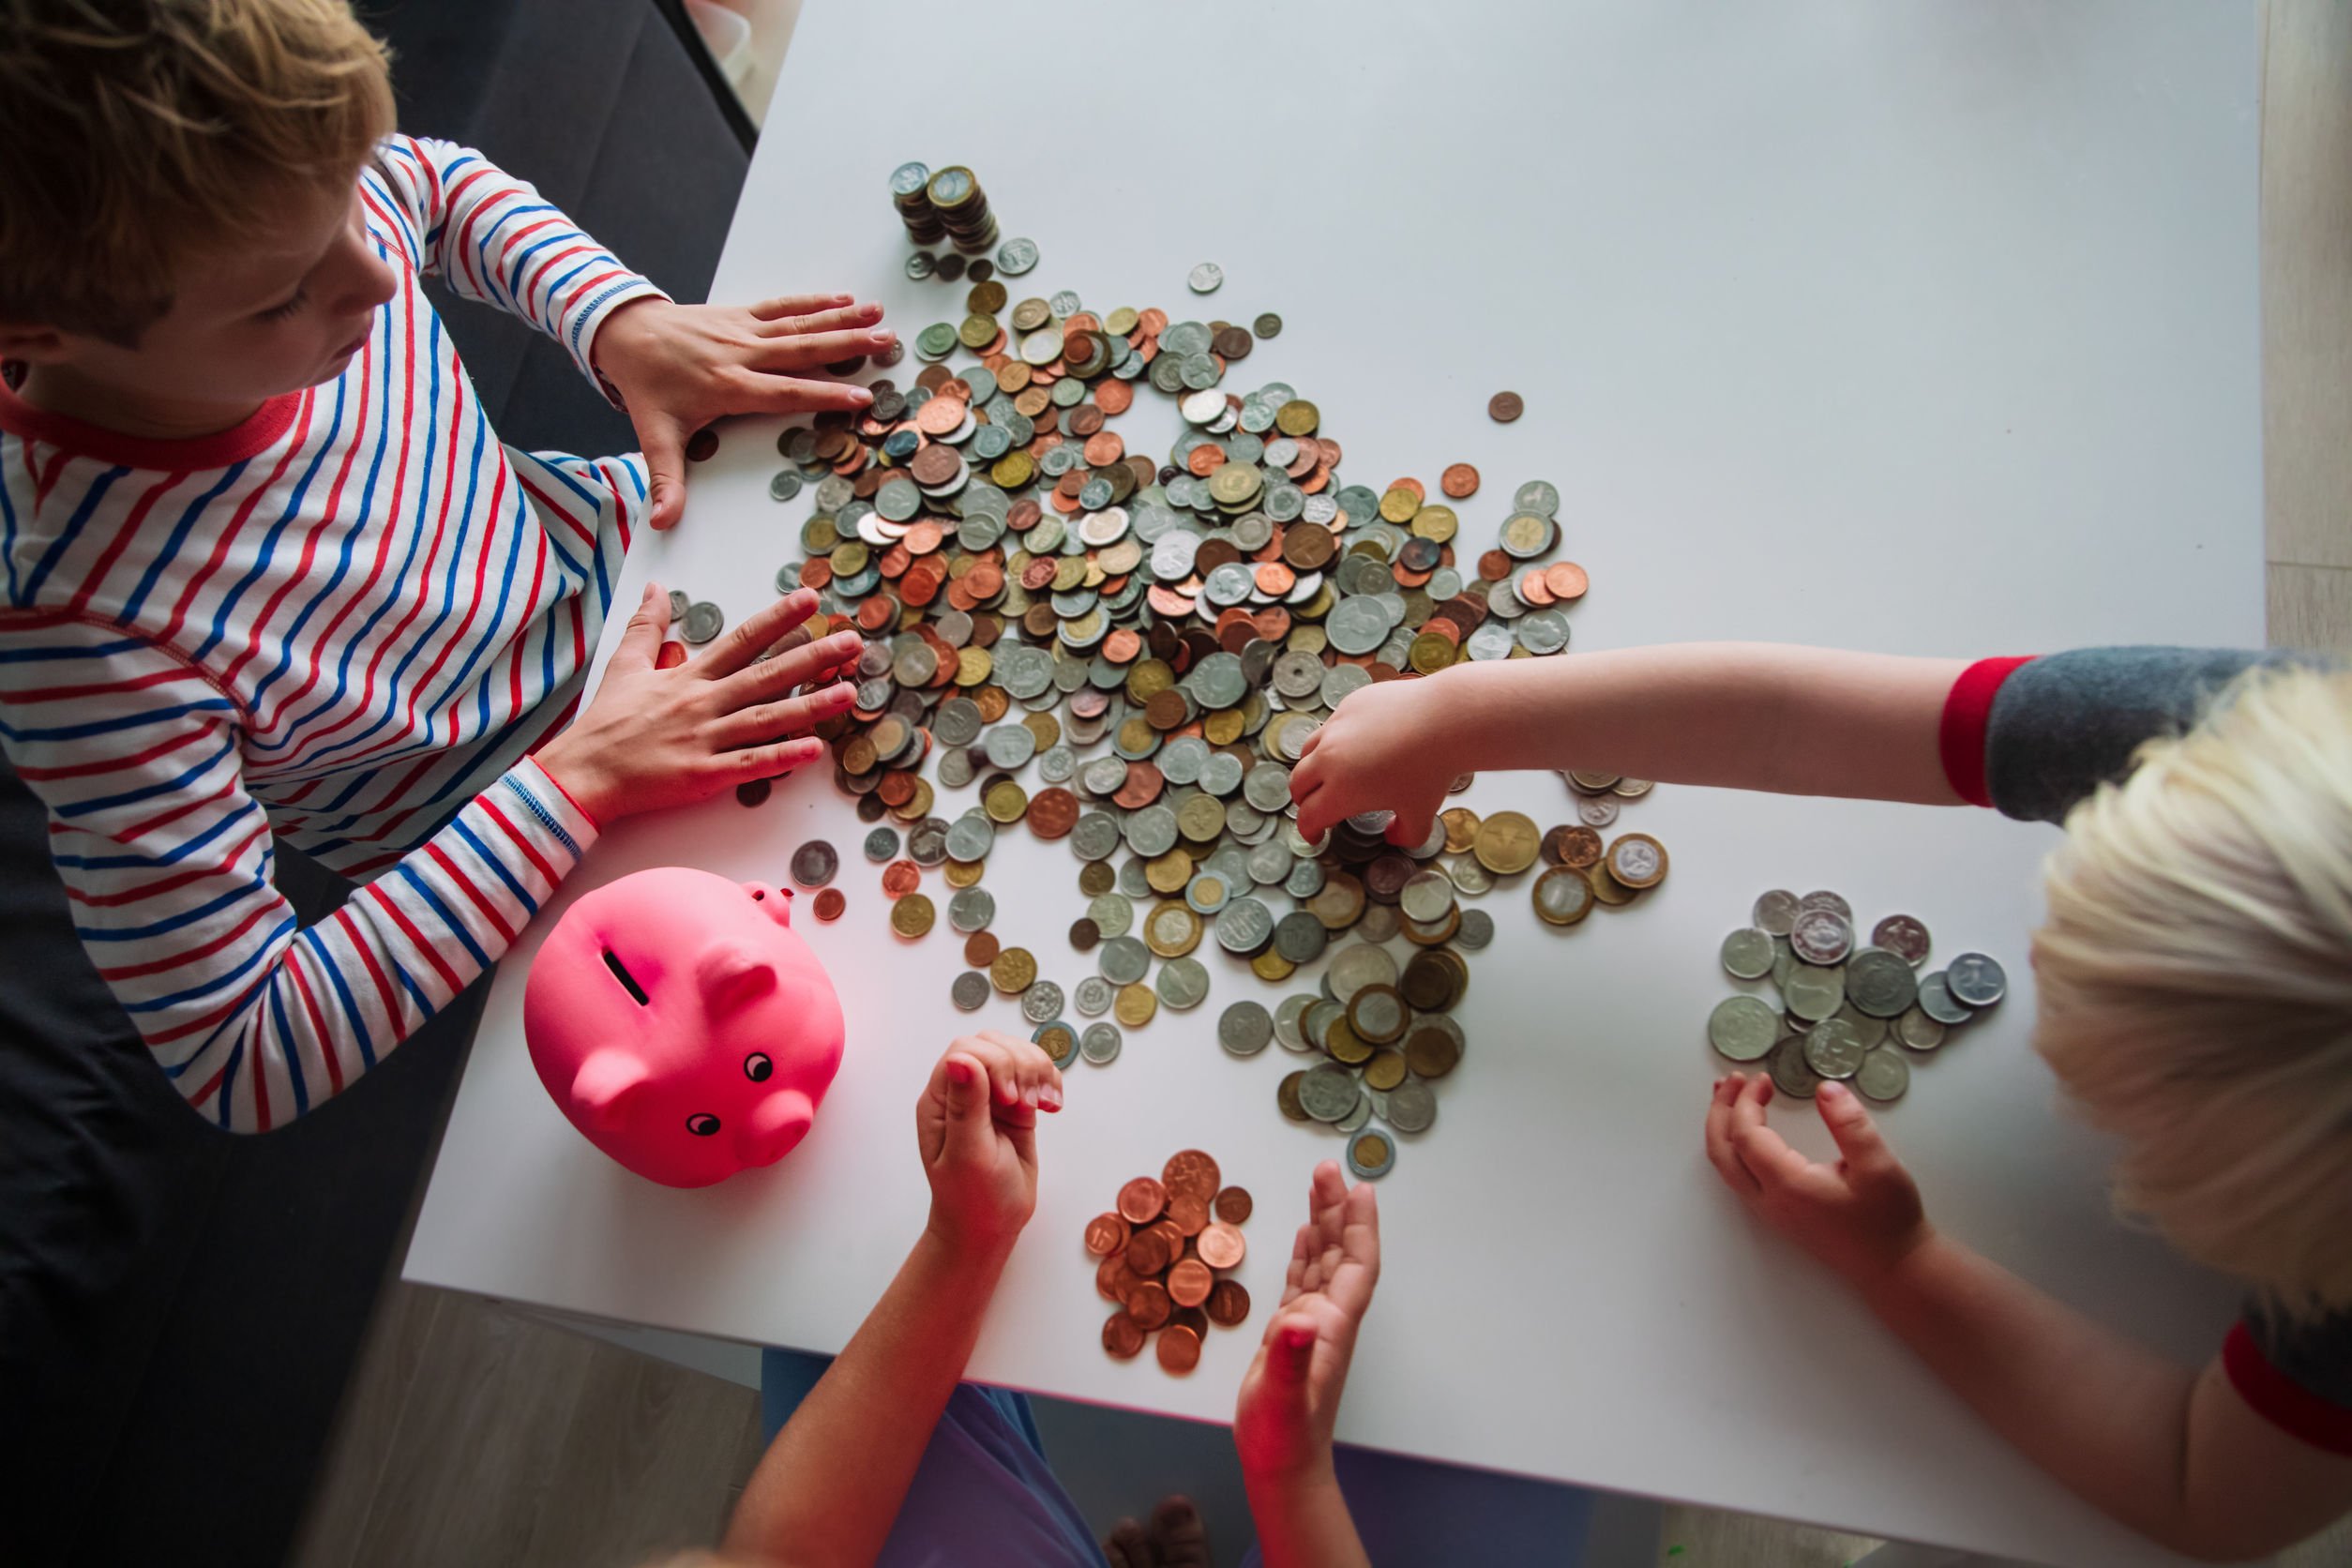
xmin=686 ymin=1113 xmax=720 ymax=1137
xmin=744 ymin=1051 xmax=774 ymax=1082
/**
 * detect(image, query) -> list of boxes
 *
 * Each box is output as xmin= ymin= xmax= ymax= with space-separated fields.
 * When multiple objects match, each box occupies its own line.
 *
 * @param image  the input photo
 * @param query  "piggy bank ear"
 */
xmin=571 ymin=1048 xmax=651 ymax=1133
xmin=699 ymin=942 xmax=778 ymax=1018
xmin=734 ymin=1088 xmax=815 ymax=1168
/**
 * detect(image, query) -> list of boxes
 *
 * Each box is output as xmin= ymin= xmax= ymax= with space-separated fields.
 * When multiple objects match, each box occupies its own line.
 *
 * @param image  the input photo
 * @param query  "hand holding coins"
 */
xmin=1703 ymin=1073 xmax=1931 ymax=1291
xmin=1289 ymin=675 xmax=1472 ymax=846
xmin=1233 ymin=1159 xmax=1381 ymax=1483
xmin=1091 ymin=1150 xmax=1255 ymax=1375
xmin=919 ymin=1032 xmax=1063 ymax=1259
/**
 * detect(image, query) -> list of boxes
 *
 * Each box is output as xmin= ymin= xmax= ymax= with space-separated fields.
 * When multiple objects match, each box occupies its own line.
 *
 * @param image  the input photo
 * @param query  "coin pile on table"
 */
xmin=1707 ymin=890 xmax=2006 ymax=1103
xmin=1089 ymin=1150 xmax=1253 ymax=1375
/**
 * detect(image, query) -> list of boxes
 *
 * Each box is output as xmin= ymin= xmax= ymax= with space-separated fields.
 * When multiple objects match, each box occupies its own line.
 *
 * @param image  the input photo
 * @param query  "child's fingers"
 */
xmin=726 ymin=627 xmax=867 ymax=700
xmin=1727 ymin=1080 xmax=1812 ymax=1192
xmin=699 ymin=590 xmax=821 ymax=681
xmin=1704 ymin=1076 xmax=1762 ymax=1196
xmin=707 ymin=684 xmax=856 ymax=749
xmin=749 ymin=328 xmax=897 ymax=372
xmin=732 ymin=375 xmax=876 ymax=416
xmin=747 ymin=292 xmax=860 ymax=323
xmin=719 ymin=735 xmax=825 ymax=785
xmin=1815 ymin=1082 xmax=1900 ymax=1179
xmin=754 ymin=299 xmax=883 ymax=336
xmin=639 ymin=418 xmax=689 ymax=533
xmin=612 ymin=580 xmax=669 ymax=670
xmin=935 ymin=1050 xmax=999 ymax=1166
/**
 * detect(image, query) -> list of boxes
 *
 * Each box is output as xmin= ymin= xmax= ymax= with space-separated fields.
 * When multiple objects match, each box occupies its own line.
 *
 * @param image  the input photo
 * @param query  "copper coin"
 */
xmin=686 ymin=425 xmax=719 ymax=461
xmin=1084 ymin=1213 xmax=1129 ymax=1257
xmin=964 ymin=930 xmax=1000 ymax=967
xmin=1117 ymin=1175 xmax=1168 ymax=1226
xmin=1113 ymin=761 xmax=1165 ymax=809
xmin=1204 ymin=1279 xmax=1251 ymax=1328
xmin=1196 ymin=1222 xmax=1246 ymax=1270
xmin=1171 ymin=1304 xmax=1208 ymax=1338
xmin=655 ymin=641 xmax=688 ymax=670
xmin=1487 ymin=391 xmax=1523 ymax=423
xmin=811 ymin=888 xmax=845 ymax=922
xmin=1096 ymin=1253 xmax=1139 ymax=1304
xmin=1127 ymin=1280 xmax=1173 ymax=1332
xmin=1166 ymin=1192 xmax=1210 ymax=1237
xmin=1161 ymin=1149 xmax=1222 ymax=1202
xmin=735 ymin=778 xmax=770 ymax=807
xmin=1147 ymin=1218 xmax=1185 ymax=1259
xmin=1553 ymin=824 xmax=1604 ymax=869
xmin=1167 ymin=1258 xmax=1214 ymax=1308
xmin=1540 ymin=824 xmax=1583 ymax=867
xmin=1028 ymin=786 xmax=1079 ymax=839
xmin=881 ymin=860 xmax=921 ymax=897
xmin=1155 ymin=1322 xmax=1202 ymax=1375
xmin=1440 ymin=462 xmax=1480 ymax=498
xmin=1069 ymin=917 xmax=1101 ymax=951
xmin=1102 ymin=1311 xmax=1146 ymax=1360
xmin=1123 ymin=1227 xmax=1170 ymax=1277
xmin=1213 ymin=1185 xmax=1253 ymax=1225
xmin=1543 ymin=561 xmax=1589 ymax=601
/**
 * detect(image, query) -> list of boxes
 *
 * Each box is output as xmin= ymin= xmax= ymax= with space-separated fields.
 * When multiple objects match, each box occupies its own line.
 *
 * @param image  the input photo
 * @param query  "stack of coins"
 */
xmin=925 ymin=165 xmax=998 ymax=255
xmin=1708 ymin=890 xmax=2007 ymax=1104
xmin=890 ymin=161 xmax=944 ymax=245
xmin=1089 ymin=1151 xmax=1252 ymax=1375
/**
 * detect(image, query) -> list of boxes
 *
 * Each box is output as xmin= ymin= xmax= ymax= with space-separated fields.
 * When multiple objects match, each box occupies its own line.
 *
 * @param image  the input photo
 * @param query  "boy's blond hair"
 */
xmin=0 ymin=0 xmax=393 ymax=344
xmin=2033 ymin=662 xmax=2352 ymax=1316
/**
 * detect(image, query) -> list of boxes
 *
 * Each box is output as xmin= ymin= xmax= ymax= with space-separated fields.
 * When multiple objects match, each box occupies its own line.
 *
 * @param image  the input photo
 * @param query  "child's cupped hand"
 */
xmin=1289 ymin=676 xmax=1458 ymax=848
xmin=535 ymin=583 xmax=862 ymax=826
xmin=917 ymin=1031 xmax=1063 ymax=1264
xmin=592 ymin=294 xmax=896 ymax=533
xmin=1704 ymin=1073 xmax=1935 ymax=1291
xmin=1233 ymin=1160 xmax=1381 ymax=1485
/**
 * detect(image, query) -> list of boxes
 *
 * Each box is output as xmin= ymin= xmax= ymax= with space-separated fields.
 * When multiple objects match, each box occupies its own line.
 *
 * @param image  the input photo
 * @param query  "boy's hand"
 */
xmin=1234 ymin=1161 xmax=1381 ymax=1485
xmin=1704 ymin=1074 xmax=1935 ymax=1291
xmin=536 ymin=582 xmax=862 ymax=826
xmin=917 ymin=1031 xmax=1063 ymax=1264
xmin=1289 ymin=676 xmax=1460 ymax=847
xmin=592 ymin=294 xmax=895 ymax=533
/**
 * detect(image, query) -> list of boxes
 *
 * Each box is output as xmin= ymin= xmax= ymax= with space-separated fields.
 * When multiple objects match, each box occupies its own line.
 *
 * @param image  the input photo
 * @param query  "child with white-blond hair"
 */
xmin=1294 ymin=643 xmax=2352 ymax=1560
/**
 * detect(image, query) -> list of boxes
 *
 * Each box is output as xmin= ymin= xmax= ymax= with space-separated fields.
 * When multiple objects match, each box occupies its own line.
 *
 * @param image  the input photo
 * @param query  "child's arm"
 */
xmin=1291 ymin=643 xmax=1968 ymax=844
xmin=1705 ymin=1075 xmax=2352 ymax=1559
xmin=722 ymin=1033 xmax=1063 ymax=1568
xmin=0 ymin=586 xmax=853 ymax=1132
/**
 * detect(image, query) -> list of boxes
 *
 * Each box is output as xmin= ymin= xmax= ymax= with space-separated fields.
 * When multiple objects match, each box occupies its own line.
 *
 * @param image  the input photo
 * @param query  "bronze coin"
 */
xmin=1167 ymin=1192 xmax=1210 ymax=1237
xmin=1068 ymin=917 xmax=1101 ymax=952
xmin=1155 ymin=1322 xmax=1202 ymax=1375
xmin=1117 ymin=1176 xmax=1168 ymax=1226
xmin=1128 ymin=1281 xmax=1173 ymax=1332
xmin=734 ymin=778 xmax=770 ymax=807
xmin=1167 ymin=1258 xmax=1214 ymax=1308
xmin=1161 ymin=1149 xmax=1222 ymax=1203
xmin=686 ymin=425 xmax=719 ymax=461
xmin=1096 ymin=1253 xmax=1139 ymax=1304
xmin=1213 ymin=1185 xmax=1253 ymax=1225
xmin=1028 ymin=786 xmax=1079 ymax=839
xmin=1196 ymin=1222 xmax=1245 ymax=1270
xmin=1203 ymin=1279 xmax=1251 ymax=1328
xmin=811 ymin=888 xmax=845 ymax=922
xmin=1102 ymin=1311 xmax=1145 ymax=1360
xmin=964 ymin=930 xmax=1001 ymax=967
xmin=1554 ymin=824 xmax=1604 ymax=870
xmin=1123 ymin=1227 xmax=1170 ymax=1277
xmin=1487 ymin=391 xmax=1523 ymax=423
xmin=1171 ymin=1304 xmax=1208 ymax=1338
xmin=881 ymin=860 xmax=921 ymax=897
xmin=1083 ymin=1213 xmax=1129 ymax=1257
xmin=1440 ymin=462 xmax=1479 ymax=498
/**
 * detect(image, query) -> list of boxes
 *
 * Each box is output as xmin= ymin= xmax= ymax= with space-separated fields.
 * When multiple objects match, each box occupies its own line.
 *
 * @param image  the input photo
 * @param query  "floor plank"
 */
xmin=285 ymin=1282 xmax=445 ymax=1568
xmin=2268 ymin=561 xmax=2352 ymax=650
xmin=2263 ymin=0 xmax=2352 ymax=569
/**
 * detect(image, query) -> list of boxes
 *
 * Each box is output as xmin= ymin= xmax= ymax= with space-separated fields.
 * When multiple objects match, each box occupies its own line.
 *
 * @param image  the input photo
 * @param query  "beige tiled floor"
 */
xmin=293 ymin=4 xmax=2352 ymax=1564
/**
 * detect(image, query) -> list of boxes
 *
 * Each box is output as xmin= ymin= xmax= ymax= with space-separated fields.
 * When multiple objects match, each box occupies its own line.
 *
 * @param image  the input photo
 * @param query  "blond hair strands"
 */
xmin=2032 ymin=662 xmax=2352 ymax=1315
xmin=0 ymin=0 xmax=394 ymax=342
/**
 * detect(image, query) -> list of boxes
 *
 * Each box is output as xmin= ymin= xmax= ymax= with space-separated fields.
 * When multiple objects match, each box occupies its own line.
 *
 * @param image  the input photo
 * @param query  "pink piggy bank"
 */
xmin=524 ymin=867 xmax=845 ymax=1188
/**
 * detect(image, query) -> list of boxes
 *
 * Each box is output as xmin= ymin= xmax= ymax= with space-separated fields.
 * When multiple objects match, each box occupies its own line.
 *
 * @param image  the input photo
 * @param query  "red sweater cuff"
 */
xmin=1937 ymin=656 xmax=2036 ymax=807
xmin=2224 ymin=1320 xmax=2352 ymax=1455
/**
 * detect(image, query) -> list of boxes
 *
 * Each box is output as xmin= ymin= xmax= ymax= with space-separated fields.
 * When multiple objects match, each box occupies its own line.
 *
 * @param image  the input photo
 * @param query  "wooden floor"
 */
xmin=294 ymin=5 xmax=2352 ymax=1565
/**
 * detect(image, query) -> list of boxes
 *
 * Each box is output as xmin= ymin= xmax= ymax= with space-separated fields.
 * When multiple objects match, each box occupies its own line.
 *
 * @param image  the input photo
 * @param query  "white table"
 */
xmin=406 ymin=6 xmax=2265 ymax=1564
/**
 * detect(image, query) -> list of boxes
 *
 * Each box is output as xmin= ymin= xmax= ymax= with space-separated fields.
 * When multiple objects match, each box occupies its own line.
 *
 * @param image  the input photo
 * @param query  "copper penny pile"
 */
xmin=1086 ymin=1149 xmax=1253 ymax=1375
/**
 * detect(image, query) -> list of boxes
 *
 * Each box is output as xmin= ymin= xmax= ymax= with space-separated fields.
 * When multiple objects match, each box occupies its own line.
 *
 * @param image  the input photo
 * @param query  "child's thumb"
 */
xmin=641 ymin=425 xmax=687 ymax=533
xmin=942 ymin=1054 xmax=995 ymax=1158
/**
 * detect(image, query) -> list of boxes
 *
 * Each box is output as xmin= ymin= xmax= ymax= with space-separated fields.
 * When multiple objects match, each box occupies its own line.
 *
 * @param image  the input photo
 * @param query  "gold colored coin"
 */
xmin=1588 ymin=863 xmax=1638 ymax=908
xmin=990 ymin=946 xmax=1038 ymax=994
xmin=1604 ymin=831 xmax=1668 ymax=890
xmin=1144 ymin=900 xmax=1202 ymax=957
xmin=1324 ymin=1016 xmax=1373 ymax=1065
xmin=984 ymin=779 xmax=1029 ymax=823
xmin=1250 ymin=948 xmax=1297 ymax=983
xmin=1145 ymin=851 xmax=1195 ymax=895
xmin=1078 ymin=861 xmax=1116 ymax=897
xmin=1472 ymin=810 xmax=1541 ymax=875
xmin=1274 ymin=399 xmax=1319 ymax=436
xmin=1035 ymin=1022 xmax=1077 ymax=1065
xmin=956 ymin=647 xmax=993 ymax=686
xmin=942 ymin=858 xmax=985 ymax=889
xmin=1440 ymin=807 xmax=1482 ymax=854
xmin=1203 ymin=708 xmax=1244 ymax=745
xmin=1364 ymin=1048 xmax=1409 ymax=1092
xmin=890 ymin=893 xmax=936 ymax=939
xmin=1405 ymin=1025 xmax=1462 ymax=1078
xmin=1114 ymin=982 xmax=1159 ymax=1028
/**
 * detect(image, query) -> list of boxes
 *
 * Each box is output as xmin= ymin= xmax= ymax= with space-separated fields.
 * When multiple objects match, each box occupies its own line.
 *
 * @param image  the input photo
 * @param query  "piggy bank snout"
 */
xmin=736 ymin=1088 xmax=815 ymax=1168
xmin=697 ymin=942 xmax=777 ymax=1016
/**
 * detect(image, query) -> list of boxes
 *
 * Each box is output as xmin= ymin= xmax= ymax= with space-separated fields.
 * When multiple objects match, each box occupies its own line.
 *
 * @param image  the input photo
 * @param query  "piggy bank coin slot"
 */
xmin=602 ymin=949 xmax=651 ymax=1006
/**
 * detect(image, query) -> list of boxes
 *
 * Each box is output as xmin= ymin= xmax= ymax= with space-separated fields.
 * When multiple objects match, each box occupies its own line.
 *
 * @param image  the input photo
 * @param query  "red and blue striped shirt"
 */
xmin=0 ymin=136 xmax=664 ymax=1134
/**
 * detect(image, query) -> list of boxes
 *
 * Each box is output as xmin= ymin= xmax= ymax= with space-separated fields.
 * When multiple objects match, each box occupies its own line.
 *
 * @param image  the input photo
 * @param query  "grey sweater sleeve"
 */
xmin=1983 ymin=647 xmax=2328 ymax=824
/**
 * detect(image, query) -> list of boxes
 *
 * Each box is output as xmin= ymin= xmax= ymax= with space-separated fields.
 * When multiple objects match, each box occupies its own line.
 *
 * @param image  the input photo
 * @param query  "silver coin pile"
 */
xmin=1707 ymin=889 xmax=2006 ymax=1104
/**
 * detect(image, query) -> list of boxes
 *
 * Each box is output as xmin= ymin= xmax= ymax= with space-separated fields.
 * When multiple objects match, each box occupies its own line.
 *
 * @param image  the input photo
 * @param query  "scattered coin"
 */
xmin=1487 ymin=390 xmax=1524 ymax=423
xmin=1187 ymin=262 xmax=1224 ymax=294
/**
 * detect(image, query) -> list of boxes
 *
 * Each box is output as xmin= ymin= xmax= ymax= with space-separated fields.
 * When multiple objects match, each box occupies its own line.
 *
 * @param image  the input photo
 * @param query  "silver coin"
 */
xmin=767 ymin=471 xmax=803 ymax=503
xmin=1892 ymin=1005 xmax=1947 ymax=1051
xmin=1187 ymin=261 xmax=1224 ymax=294
xmin=1214 ymin=896 xmax=1274 ymax=954
xmin=1797 ymin=889 xmax=1853 ymax=921
xmin=1019 ymin=981 xmax=1065 ymax=1026
xmin=905 ymin=251 xmax=937 ymax=280
xmin=1781 ymin=962 xmax=1846 ymax=1022
xmin=1079 ymin=1022 xmax=1122 ymax=1064
xmin=1708 ymin=995 xmax=1782 ymax=1062
xmin=1871 ymin=913 xmax=1932 ymax=967
xmin=907 ymin=818 xmax=950 ymax=865
xmin=996 ymin=236 xmax=1039 ymax=275
xmin=1398 ymin=869 xmax=1455 ymax=924
xmin=1946 ymin=952 xmax=2007 ymax=1007
xmin=1274 ymin=994 xmax=1317 ymax=1053
xmin=1073 ymin=975 xmax=1115 ymax=1018
xmin=1328 ymin=943 xmax=1398 ymax=1003
xmin=790 ymin=840 xmax=838 ymax=887
xmin=1087 ymin=893 xmax=1134 ymax=940
xmin=667 ymin=588 xmax=690 ymax=623
xmin=1802 ymin=1017 xmax=1868 ymax=1079
xmin=1335 ymin=1087 xmax=1374 ymax=1135
xmin=1751 ymin=889 xmax=1800 ymax=936
xmin=1721 ymin=927 xmax=1775 ymax=980
xmin=1917 ymin=971 xmax=1973 ymax=1025
xmin=1383 ymin=1078 xmax=1438 ymax=1134
xmin=950 ymin=971 xmax=989 ymax=1012
xmin=682 ymin=600 xmax=723 ymax=644
xmin=1098 ymin=936 xmax=1151 ymax=986
xmin=947 ymin=886 xmax=995 ymax=933
xmin=1845 ymin=947 xmax=1920 ymax=1018
xmin=863 ymin=826 xmax=901 ymax=862
xmin=1513 ymin=479 xmax=1560 ymax=517
xmin=1344 ymin=1126 xmax=1395 ymax=1179
xmin=1300 ymin=1063 xmax=1358 ymax=1122
xmin=1855 ymin=1047 xmax=1911 ymax=1103
xmin=1769 ymin=1037 xmax=1821 ymax=1100
xmin=1356 ymin=902 xmax=1403 ymax=944
xmin=983 ymin=725 xmax=1037 ymax=770
xmin=1788 ymin=909 xmax=1855 ymax=966
xmin=1071 ymin=812 xmax=1123 ymax=862
xmin=944 ymin=816 xmax=995 ymax=863
xmin=1219 ymin=1000 xmax=1274 ymax=1057
xmin=1455 ymin=908 xmax=1495 ymax=950
xmin=1155 ymin=957 xmax=1210 ymax=1011
xmin=1832 ymin=1001 xmax=1891 ymax=1050
xmin=1576 ymin=796 xmax=1620 ymax=828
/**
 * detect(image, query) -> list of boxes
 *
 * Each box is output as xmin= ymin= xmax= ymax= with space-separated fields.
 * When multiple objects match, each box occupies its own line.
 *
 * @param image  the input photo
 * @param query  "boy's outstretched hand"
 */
xmin=1234 ymin=1160 xmax=1381 ymax=1485
xmin=592 ymin=294 xmax=895 ymax=533
xmin=918 ymin=1031 xmax=1063 ymax=1265
xmin=1289 ymin=678 xmax=1458 ymax=847
xmin=537 ymin=582 xmax=861 ymax=826
xmin=1704 ymin=1073 xmax=1934 ymax=1290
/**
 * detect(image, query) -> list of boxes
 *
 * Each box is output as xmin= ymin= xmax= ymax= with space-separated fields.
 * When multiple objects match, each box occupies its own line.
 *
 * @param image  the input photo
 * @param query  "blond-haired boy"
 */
xmin=0 ymin=0 xmax=881 ymax=1129
xmin=1294 ymin=644 xmax=2352 ymax=1560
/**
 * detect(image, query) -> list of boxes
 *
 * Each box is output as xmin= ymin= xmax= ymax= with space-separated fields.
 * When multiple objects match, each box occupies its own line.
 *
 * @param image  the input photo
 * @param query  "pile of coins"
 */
xmin=1707 ymin=889 xmax=2007 ymax=1103
xmin=1088 ymin=1150 xmax=1253 ymax=1375
xmin=888 ymin=161 xmax=998 ymax=255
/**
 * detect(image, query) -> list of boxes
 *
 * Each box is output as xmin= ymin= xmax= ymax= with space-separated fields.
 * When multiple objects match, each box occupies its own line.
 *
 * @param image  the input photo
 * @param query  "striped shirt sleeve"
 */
xmin=0 ymin=617 xmax=597 ymax=1133
xmin=364 ymin=133 xmax=669 ymax=386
